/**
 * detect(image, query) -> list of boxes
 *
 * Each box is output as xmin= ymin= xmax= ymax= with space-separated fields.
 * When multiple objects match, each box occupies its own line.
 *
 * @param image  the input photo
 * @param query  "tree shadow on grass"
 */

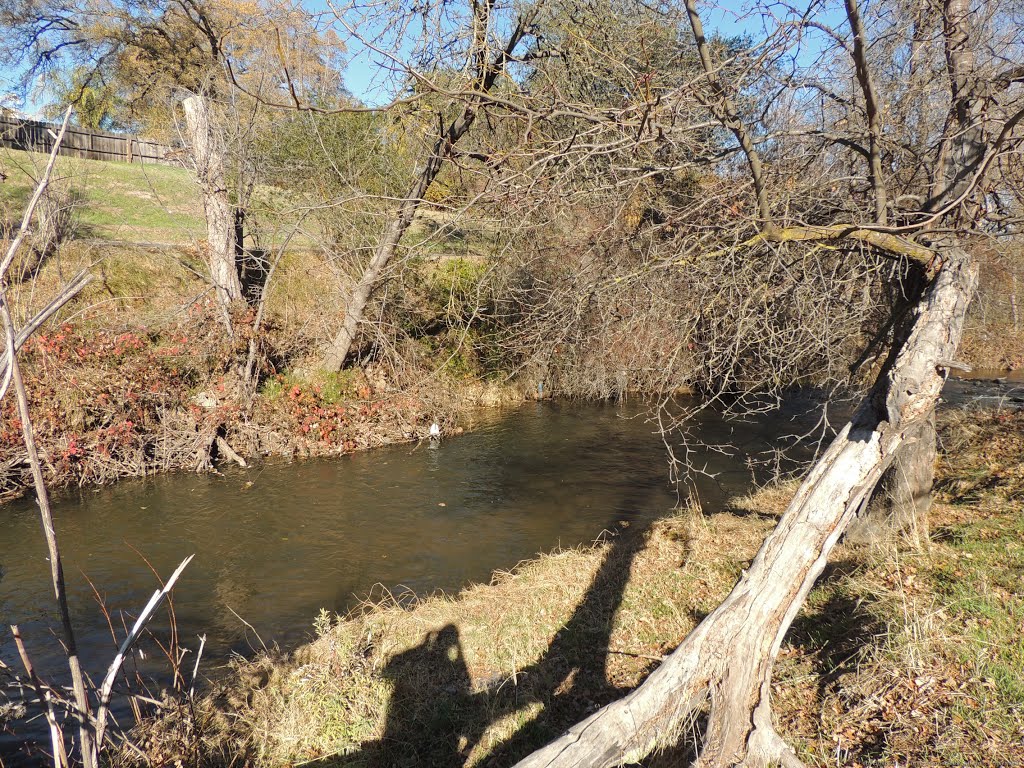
xmin=302 ymin=490 xmax=869 ymax=767
xmin=782 ymin=585 xmax=891 ymax=761
xmin=786 ymin=582 xmax=885 ymax=703
xmin=480 ymin=514 xmax=657 ymax=765
xmin=231 ymin=481 xmax=884 ymax=768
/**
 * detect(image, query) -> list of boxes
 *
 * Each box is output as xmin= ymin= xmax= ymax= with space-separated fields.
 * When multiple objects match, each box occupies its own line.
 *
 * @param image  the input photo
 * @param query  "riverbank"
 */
xmin=120 ymin=407 xmax=1024 ymax=767
xmin=0 ymin=203 xmax=1019 ymax=505
xmin=0 ymin=325 xmax=525 ymax=503
xmin=0 ymin=240 xmax=531 ymax=504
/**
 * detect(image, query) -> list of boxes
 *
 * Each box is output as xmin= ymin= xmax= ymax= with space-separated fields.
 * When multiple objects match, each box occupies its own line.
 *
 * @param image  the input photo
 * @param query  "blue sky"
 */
xmin=338 ymin=0 xmax=792 ymax=106
xmin=1 ymin=0 xmax=837 ymax=118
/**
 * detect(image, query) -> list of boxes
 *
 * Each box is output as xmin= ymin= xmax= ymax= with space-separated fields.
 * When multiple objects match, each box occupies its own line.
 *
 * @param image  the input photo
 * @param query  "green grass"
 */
xmin=0 ymin=148 xmax=506 ymax=264
xmin=928 ymin=511 xmax=1024 ymax=732
xmin=260 ymin=369 xmax=365 ymax=404
xmin=1 ymin=147 xmax=203 ymax=243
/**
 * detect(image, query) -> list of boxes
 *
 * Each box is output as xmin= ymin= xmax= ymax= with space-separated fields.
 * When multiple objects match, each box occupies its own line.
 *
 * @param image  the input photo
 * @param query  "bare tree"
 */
xmin=317 ymin=0 xmax=539 ymax=371
xmin=509 ymin=0 xmax=1023 ymax=764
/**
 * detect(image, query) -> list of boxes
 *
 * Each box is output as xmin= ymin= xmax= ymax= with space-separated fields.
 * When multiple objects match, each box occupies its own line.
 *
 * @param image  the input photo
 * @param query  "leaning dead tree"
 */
xmin=516 ymin=248 xmax=974 ymax=768
xmin=513 ymin=0 xmax=1023 ymax=765
xmin=318 ymin=0 xmax=538 ymax=371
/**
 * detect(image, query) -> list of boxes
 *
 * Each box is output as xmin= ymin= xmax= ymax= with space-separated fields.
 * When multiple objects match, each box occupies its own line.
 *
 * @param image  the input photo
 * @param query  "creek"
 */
xmin=1 ymin=377 xmax=1021 ymax=761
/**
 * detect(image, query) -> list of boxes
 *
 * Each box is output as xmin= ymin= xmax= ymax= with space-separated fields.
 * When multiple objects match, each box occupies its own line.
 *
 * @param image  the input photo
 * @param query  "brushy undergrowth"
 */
xmin=0 ymin=241 xmax=515 ymax=502
xmin=125 ymin=408 xmax=1024 ymax=767
xmin=0 ymin=295 xmax=445 ymax=501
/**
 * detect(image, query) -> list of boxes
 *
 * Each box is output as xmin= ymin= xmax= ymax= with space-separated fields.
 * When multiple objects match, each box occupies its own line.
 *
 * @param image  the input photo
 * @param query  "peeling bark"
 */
xmin=513 ymin=246 xmax=976 ymax=768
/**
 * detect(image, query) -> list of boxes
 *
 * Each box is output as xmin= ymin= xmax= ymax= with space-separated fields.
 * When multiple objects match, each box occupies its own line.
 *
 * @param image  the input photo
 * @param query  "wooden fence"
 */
xmin=0 ymin=116 xmax=178 ymax=166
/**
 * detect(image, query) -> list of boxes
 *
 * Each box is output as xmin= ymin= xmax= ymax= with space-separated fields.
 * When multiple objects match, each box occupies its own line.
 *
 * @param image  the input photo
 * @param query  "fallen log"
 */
xmin=514 ymin=245 xmax=976 ymax=767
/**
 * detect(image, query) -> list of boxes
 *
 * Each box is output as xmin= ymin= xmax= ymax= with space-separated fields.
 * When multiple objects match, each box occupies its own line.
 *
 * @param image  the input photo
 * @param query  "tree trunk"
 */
xmin=182 ymin=94 xmax=244 ymax=313
xmin=318 ymin=8 xmax=534 ymax=372
xmin=929 ymin=0 xmax=986 ymax=217
xmin=513 ymin=245 xmax=976 ymax=768
xmin=235 ymin=208 xmax=268 ymax=305
xmin=319 ymin=149 xmax=444 ymax=371
xmin=319 ymin=101 xmax=481 ymax=371
xmin=845 ymin=412 xmax=936 ymax=548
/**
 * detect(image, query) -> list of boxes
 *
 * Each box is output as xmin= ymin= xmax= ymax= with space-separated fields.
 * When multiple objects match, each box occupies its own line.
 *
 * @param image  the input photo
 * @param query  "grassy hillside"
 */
xmin=0 ymin=147 xmax=203 ymax=243
xmin=2 ymin=145 xmax=1021 ymax=374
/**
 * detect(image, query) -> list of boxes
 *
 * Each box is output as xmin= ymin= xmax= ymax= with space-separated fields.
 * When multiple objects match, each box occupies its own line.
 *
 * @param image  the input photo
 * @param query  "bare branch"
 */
xmin=843 ymin=0 xmax=887 ymax=223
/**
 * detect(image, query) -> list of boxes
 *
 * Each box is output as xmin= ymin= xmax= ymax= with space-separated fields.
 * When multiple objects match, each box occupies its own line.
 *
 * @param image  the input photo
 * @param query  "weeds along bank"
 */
xmin=125 ymin=408 xmax=1024 ymax=768
xmin=0 ymin=242 xmax=527 ymax=503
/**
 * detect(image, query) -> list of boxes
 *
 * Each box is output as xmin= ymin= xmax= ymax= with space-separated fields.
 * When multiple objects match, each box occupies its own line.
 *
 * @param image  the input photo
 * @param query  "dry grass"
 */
xmin=128 ymin=507 xmax=773 ymax=767
xmin=774 ymin=495 xmax=1024 ymax=768
xmin=958 ymin=242 xmax=1024 ymax=371
xmin=774 ymin=409 xmax=1024 ymax=767
xmin=958 ymin=323 xmax=1024 ymax=371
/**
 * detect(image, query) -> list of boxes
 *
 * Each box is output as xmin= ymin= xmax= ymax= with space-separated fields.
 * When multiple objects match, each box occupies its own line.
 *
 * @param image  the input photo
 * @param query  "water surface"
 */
xmin=0 ymin=387 xmax=991 ymax=760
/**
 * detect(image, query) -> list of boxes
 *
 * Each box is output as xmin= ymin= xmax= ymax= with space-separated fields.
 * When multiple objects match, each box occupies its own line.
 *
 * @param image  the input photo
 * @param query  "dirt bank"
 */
xmin=0 ymin=314 xmax=524 ymax=504
xmin=0 ymin=242 xmax=530 ymax=504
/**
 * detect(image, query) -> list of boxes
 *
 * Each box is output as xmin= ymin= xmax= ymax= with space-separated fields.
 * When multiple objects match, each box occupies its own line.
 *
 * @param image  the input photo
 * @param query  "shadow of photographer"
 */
xmin=302 ymin=498 xmax=663 ymax=768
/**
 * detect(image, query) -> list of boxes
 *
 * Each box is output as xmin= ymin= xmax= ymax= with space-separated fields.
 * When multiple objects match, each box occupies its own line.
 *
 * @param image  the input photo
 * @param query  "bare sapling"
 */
xmin=319 ymin=2 xmax=537 ymax=371
xmin=0 ymin=107 xmax=96 ymax=768
xmin=0 ymin=108 xmax=195 ymax=767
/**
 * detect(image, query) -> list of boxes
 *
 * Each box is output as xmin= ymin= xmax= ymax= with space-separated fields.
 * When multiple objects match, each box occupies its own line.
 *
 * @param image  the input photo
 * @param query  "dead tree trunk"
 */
xmin=514 ymin=245 xmax=976 ymax=768
xmin=182 ymin=94 xmax=244 ymax=315
xmin=848 ymin=0 xmax=985 ymax=550
xmin=319 ymin=140 xmax=451 ymax=371
xmin=846 ymin=412 xmax=936 ymax=547
xmin=319 ymin=10 xmax=534 ymax=372
xmin=847 ymin=268 xmax=937 ymax=549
